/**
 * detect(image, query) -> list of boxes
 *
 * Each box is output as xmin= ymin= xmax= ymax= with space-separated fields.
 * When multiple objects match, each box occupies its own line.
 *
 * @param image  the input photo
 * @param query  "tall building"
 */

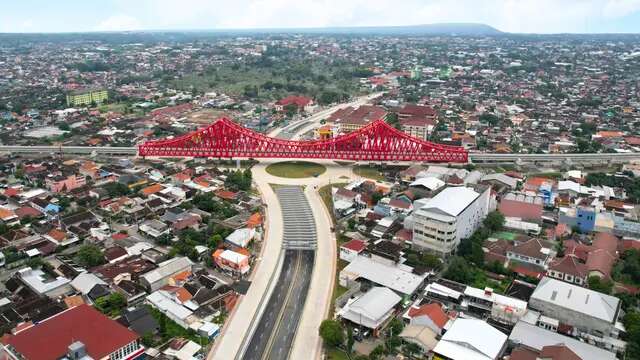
xmin=1 ymin=304 xmax=144 ymax=360
xmin=66 ymin=88 xmax=109 ymax=107
xmin=413 ymin=186 xmax=491 ymax=256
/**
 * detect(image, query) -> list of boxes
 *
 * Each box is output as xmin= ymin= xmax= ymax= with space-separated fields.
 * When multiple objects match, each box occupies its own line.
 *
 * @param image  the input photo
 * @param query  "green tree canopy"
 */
xmin=319 ymin=319 xmax=345 ymax=348
xmin=75 ymin=244 xmax=105 ymax=268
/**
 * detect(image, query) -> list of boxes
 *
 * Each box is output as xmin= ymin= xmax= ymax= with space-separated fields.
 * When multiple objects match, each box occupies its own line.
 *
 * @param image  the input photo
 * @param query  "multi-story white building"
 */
xmin=413 ymin=186 xmax=491 ymax=256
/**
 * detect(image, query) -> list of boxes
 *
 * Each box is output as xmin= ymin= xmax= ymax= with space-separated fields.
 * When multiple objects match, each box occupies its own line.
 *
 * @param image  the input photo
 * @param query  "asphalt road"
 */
xmin=242 ymin=250 xmax=314 ymax=360
xmin=242 ymin=186 xmax=317 ymax=360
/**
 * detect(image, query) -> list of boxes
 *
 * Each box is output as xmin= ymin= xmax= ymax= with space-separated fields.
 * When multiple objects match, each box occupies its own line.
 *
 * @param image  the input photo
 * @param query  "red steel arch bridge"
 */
xmin=138 ymin=117 xmax=468 ymax=163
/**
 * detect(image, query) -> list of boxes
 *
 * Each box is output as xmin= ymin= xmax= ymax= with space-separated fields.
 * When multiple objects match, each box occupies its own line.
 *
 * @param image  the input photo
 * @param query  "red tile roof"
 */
xmin=540 ymin=344 xmax=581 ymax=360
xmin=548 ymin=255 xmax=588 ymax=279
xmin=341 ymin=239 xmax=366 ymax=252
xmin=15 ymin=206 xmax=42 ymax=219
xmin=592 ymin=232 xmax=618 ymax=254
xmin=3 ymin=304 xmax=139 ymax=360
xmin=398 ymin=104 xmax=437 ymax=118
xmin=407 ymin=303 xmax=449 ymax=328
xmin=276 ymin=95 xmax=313 ymax=107
xmin=216 ymin=190 xmax=238 ymax=201
xmin=585 ymin=248 xmax=617 ymax=278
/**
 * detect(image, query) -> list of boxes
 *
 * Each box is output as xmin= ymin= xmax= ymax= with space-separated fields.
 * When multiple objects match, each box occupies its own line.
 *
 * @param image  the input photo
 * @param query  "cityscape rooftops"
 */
xmin=3 ymin=304 xmax=140 ymax=360
xmin=531 ymin=277 xmax=620 ymax=323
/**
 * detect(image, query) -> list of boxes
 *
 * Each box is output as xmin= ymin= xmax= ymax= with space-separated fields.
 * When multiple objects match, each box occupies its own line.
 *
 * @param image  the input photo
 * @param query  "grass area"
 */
xmin=330 ymin=259 xmax=349 ymax=312
xmin=325 ymin=347 xmax=350 ymax=360
xmin=98 ymin=102 xmax=128 ymax=113
xmin=493 ymin=231 xmax=517 ymax=241
xmin=318 ymin=182 xmax=348 ymax=223
xmin=265 ymin=161 xmax=327 ymax=178
xmin=147 ymin=306 xmax=209 ymax=346
xmin=353 ymin=165 xmax=385 ymax=181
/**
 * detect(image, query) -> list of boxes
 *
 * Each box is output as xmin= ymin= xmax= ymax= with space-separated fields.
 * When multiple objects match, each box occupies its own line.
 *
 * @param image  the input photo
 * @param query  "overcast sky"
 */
xmin=2 ymin=0 xmax=640 ymax=34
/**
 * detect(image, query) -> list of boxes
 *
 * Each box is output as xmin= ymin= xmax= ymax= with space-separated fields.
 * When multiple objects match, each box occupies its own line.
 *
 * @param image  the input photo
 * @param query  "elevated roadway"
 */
xmin=2 ymin=145 xmax=640 ymax=164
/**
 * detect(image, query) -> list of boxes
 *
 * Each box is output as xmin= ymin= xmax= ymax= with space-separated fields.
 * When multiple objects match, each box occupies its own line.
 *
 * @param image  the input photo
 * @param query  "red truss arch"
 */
xmin=138 ymin=117 xmax=468 ymax=163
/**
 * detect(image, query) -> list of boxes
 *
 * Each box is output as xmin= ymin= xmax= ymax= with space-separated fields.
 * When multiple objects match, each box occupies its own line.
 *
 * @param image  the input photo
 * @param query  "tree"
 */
xmin=209 ymin=234 xmax=223 ymax=249
xmin=443 ymin=256 xmax=483 ymax=285
xmin=555 ymin=241 xmax=566 ymax=258
xmin=613 ymin=249 xmax=640 ymax=286
xmin=156 ymin=233 xmax=173 ymax=246
xmin=369 ymin=345 xmax=386 ymax=360
xmin=346 ymin=326 xmax=354 ymax=354
xmin=587 ymin=276 xmax=613 ymax=294
xmin=403 ymin=342 xmax=422 ymax=359
xmin=95 ymin=293 xmax=127 ymax=316
xmin=347 ymin=218 xmax=356 ymax=231
xmin=371 ymin=191 xmax=384 ymax=205
xmin=75 ymin=244 xmax=105 ymax=268
xmin=388 ymin=318 xmax=404 ymax=336
xmin=483 ymin=211 xmax=505 ymax=232
xmin=624 ymin=311 xmax=640 ymax=359
xmin=319 ymin=319 xmax=344 ymax=348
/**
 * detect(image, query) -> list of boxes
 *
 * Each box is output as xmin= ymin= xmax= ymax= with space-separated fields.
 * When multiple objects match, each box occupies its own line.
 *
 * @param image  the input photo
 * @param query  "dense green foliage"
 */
xmin=103 ymin=182 xmax=131 ymax=197
xmin=192 ymin=193 xmax=238 ymax=218
xmin=94 ymin=293 xmax=127 ymax=317
xmin=613 ymin=249 xmax=640 ymax=286
xmin=225 ymin=169 xmax=252 ymax=191
xmin=624 ymin=311 xmax=640 ymax=359
xmin=587 ymin=275 xmax=613 ymax=294
xmin=586 ymin=172 xmax=640 ymax=203
xmin=319 ymin=319 xmax=345 ymax=347
xmin=75 ymin=244 xmax=106 ymax=268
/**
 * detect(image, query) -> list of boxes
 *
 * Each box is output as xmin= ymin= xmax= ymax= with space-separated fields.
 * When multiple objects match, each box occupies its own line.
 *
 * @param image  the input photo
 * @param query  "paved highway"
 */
xmin=3 ymin=145 xmax=640 ymax=163
xmin=242 ymin=186 xmax=316 ymax=360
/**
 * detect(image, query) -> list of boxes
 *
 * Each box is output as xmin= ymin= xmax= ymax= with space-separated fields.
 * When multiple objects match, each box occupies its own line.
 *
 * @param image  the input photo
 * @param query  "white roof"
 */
xmin=126 ymin=242 xmax=154 ymax=256
xmin=220 ymin=249 xmax=248 ymax=264
xmin=163 ymin=340 xmax=202 ymax=360
xmin=433 ymin=318 xmax=506 ymax=360
xmin=410 ymin=177 xmax=445 ymax=191
xmin=481 ymin=173 xmax=518 ymax=188
xmin=419 ymin=187 xmax=480 ymax=217
xmin=342 ymin=256 xmax=424 ymax=295
xmin=339 ymin=287 xmax=401 ymax=327
xmin=19 ymin=267 xmax=70 ymax=295
xmin=531 ymin=277 xmax=620 ymax=323
xmin=147 ymin=290 xmax=193 ymax=320
xmin=71 ymin=272 xmax=107 ymax=295
xmin=425 ymin=283 xmax=462 ymax=300
xmin=464 ymin=286 xmax=527 ymax=311
xmin=141 ymin=256 xmax=192 ymax=285
xmin=509 ymin=321 xmax=616 ymax=360
xmin=225 ymin=228 xmax=255 ymax=248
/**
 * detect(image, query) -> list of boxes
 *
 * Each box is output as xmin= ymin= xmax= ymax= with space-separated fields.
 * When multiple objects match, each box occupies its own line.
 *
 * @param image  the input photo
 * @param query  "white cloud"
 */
xmin=95 ymin=14 xmax=142 ymax=31
xmin=104 ymin=0 xmax=640 ymax=34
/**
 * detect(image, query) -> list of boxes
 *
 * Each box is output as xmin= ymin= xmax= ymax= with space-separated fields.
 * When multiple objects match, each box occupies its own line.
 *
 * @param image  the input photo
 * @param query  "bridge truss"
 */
xmin=138 ymin=117 xmax=468 ymax=163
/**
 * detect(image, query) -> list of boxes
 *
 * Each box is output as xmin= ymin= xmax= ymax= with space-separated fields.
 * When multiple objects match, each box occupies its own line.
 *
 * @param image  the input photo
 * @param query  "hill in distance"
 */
xmin=304 ymin=23 xmax=503 ymax=36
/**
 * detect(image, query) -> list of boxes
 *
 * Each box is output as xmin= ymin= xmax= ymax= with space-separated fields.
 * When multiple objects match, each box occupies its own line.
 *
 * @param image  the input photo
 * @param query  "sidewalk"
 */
xmin=207 ymin=164 xmax=284 ymax=359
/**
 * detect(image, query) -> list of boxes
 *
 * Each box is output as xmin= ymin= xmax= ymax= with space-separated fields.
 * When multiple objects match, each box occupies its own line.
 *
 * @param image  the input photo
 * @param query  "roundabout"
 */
xmin=265 ymin=161 xmax=327 ymax=178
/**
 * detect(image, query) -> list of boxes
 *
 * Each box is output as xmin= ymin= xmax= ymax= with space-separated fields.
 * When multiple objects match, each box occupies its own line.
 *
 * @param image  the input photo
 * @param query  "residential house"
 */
xmin=212 ymin=249 xmax=250 ymax=275
xmin=340 ymin=239 xmax=367 ymax=262
xmin=499 ymin=192 xmax=544 ymax=223
xmin=338 ymin=287 xmax=401 ymax=336
xmin=529 ymin=277 xmax=622 ymax=338
xmin=432 ymin=318 xmax=507 ymax=360
xmin=140 ymin=257 xmax=193 ymax=292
